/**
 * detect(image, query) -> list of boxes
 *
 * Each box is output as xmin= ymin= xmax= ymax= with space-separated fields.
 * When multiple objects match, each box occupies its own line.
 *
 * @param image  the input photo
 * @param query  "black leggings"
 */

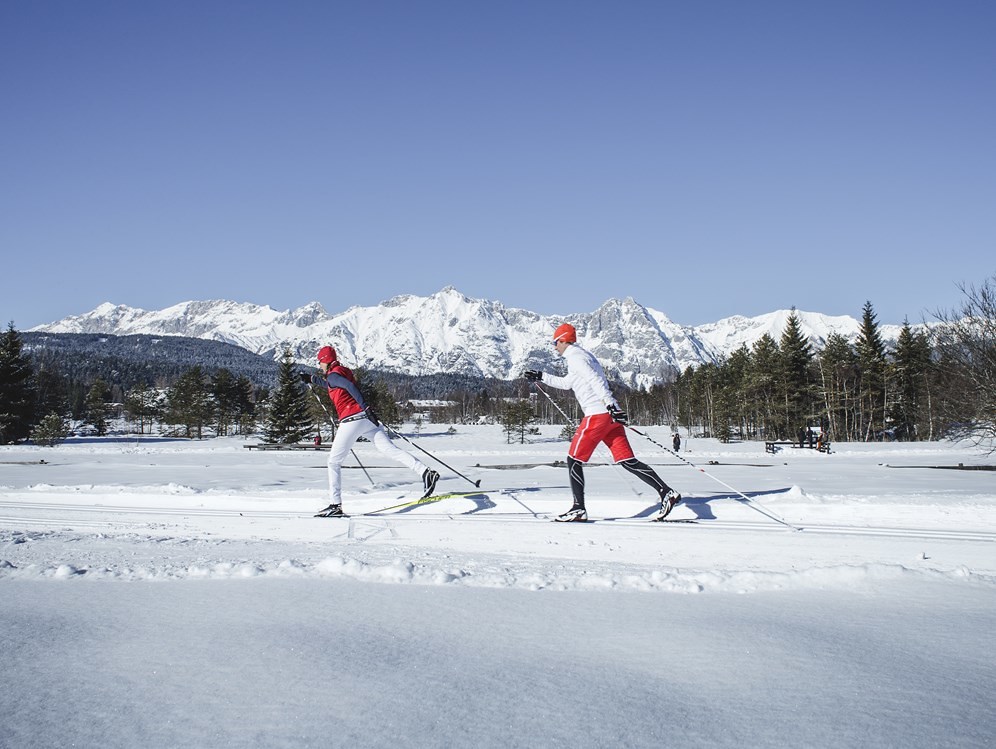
xmin=567 ymin=456 xmax=671 ymax=507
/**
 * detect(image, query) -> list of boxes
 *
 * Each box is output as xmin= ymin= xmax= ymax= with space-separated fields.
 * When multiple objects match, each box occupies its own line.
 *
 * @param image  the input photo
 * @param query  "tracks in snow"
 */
xmin=1 ymin=498 xmax=994 ymax=544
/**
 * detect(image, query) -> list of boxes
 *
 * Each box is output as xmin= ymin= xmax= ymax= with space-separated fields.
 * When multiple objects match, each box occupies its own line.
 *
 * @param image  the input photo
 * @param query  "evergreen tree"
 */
xmin=748 ymin=334 xmax=781 ymax=438
xmin=123 ymin=383 xmax=162 ymax=434
xmin=500 ymin=400 xmax=535 ymax=444
xmin=234 ymin=375 xmax=257 ymax=435
xmin=165 ymin=366 xmax=213 ymax=439
xmin=263 ymin=350 xmax=313 ymax=444
xmin=33 ymin=361 xmax=70 ymax=428
xmin=890 ymin=320 xmax=932 ymax=440
xmin=818 ymin=333 xmax=859 ymax=441
xmin=211 ymin=368 xmax=242 ymax=436
xmin=0 ymin=323 xmax=37 ymax=444
xmin=31 ymin=412 xmax=70 ymax=446
xmin=855 ymin=301 xmax=888 ymax=440
xmin=83 ymin=379 xmax=111 ymax=436
xmin=778 ymin=310 xmax=815 ymax=436
xmin=724 ymin=344 xmax=753 ymax=439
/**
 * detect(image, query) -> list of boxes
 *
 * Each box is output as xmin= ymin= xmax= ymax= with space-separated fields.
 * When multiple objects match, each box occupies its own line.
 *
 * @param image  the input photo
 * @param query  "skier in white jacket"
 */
xmin=525 ymin=323 xmax=681 ymax=522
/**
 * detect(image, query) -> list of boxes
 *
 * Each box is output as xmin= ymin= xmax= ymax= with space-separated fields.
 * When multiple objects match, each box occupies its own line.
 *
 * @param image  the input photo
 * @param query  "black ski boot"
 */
xmin=653 ymin=490 xmax=681 ymax=521
xmin=421 ymin=469 xmax=440 ymax=499
xmin=555 ymin=505 xmax=588 ymax=522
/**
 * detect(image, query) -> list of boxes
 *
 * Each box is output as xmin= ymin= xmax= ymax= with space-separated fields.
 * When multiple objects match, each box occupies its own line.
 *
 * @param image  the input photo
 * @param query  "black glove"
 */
xmin=299 ymin=372 xmax=313 ymax=385
xmin=524 ymin=370 xmax=543 ymax=382
xmin=607 ymin=405 xmax=628 ymax=425
xmin=366 ymin=408 xmax=380 ymax=426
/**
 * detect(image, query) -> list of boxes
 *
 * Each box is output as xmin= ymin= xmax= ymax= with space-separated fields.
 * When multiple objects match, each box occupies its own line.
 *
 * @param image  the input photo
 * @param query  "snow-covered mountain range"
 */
xmin=31 ymin=287 xmax=906 ymax=388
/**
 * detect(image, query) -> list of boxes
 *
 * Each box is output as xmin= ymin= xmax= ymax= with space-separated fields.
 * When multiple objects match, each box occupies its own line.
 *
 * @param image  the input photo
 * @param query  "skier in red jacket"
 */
xmin=304 ymin=345 xmax=438 ymax=517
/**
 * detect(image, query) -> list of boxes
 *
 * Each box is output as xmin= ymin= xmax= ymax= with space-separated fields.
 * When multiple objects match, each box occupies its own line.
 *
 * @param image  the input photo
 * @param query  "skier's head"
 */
xmin=552 ymin=323 xmax=577 ymax=345
xmin=317 ymin=346 xmax=337 ymax=366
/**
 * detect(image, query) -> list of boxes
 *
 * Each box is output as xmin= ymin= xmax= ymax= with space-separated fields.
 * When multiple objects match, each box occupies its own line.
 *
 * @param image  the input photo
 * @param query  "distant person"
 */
xmin=524 ymin=323 xmax=681 ymax=522
xmin=808 ymin=429 xmax=816 ymax=448
xmin=672 ymin=432 xmax=681 ymax=452
xmin=313 ymin=433 xmax=322 ymax=447
xmin=303 ymin=346 xmax=438 ymax=517
xmin=798 ymin=426 xmax=807 ymax=449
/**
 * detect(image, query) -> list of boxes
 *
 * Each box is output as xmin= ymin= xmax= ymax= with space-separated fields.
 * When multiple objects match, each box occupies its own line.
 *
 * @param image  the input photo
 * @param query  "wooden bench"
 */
xmin=765 ymin=440 xmax=832 ymax=454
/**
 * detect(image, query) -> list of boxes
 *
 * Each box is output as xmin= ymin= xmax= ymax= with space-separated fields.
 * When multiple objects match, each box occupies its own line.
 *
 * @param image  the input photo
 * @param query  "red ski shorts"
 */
xmin=568 ymin=413 xmax=635 ymax=463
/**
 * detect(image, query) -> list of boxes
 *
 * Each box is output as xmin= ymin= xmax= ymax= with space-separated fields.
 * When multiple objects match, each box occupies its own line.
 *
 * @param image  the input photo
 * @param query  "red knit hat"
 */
xmin=317 ymin=345 xmax=337 ymax=364
xmin=553 ymin=323 xmax=577 ymax=344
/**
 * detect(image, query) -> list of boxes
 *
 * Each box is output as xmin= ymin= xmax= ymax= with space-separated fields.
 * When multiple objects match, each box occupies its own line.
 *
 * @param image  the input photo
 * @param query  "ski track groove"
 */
xmin=1 ymin=499 xmax=994 ymax=543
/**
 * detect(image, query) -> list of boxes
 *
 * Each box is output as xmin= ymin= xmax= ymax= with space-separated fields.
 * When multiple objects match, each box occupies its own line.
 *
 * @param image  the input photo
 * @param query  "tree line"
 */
xmin=605 ymin=285 xmax=995 ymax=450
xmin=4 ymin=276 xmax=995 ymax=450
xmin=1 ymin=332 xmax=481 ymax=445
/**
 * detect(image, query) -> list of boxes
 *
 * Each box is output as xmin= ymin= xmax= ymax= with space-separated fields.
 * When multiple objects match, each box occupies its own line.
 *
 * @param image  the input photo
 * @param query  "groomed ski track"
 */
xmin=2 ymin=496 xmax=994 ymax=544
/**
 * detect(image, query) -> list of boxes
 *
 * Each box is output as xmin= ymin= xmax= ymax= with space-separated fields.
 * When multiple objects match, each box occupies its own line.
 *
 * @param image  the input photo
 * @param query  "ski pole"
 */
xmin=381 ymin=422 xmax=482 ymax=489
xmin=307 ymin=382 xmax=374 ymax=487
xmin=626 ymin=425 xmax=799 ymax=530
xmin=532 ymin=381 xmax=574 ymax=424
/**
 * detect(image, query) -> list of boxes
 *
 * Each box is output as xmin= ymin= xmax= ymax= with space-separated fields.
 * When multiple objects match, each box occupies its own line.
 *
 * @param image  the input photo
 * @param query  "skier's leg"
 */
xmin=367 ymin=423 xmax=439 ymax=496
xmin=567 ymin=456 xmax=586 ymax=508
xmin=367 ymin=422 xmax=427 ymax=475
xmin=618 ymin=457 xmax=670 ymax=494
xmin=326 ymin=419 xmax=364 ymax=503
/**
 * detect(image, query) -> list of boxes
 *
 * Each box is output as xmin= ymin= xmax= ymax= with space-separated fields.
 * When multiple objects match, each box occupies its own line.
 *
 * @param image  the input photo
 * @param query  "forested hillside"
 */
xmin=23 ymin=333 xmax=281 ymax=389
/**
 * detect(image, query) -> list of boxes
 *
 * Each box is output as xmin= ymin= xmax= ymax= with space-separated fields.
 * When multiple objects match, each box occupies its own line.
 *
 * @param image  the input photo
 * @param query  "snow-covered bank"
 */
xmin=2 ymin=428 xmax=995 ymax=747
xmin=3 ymin=578 xmax=994 ymax=749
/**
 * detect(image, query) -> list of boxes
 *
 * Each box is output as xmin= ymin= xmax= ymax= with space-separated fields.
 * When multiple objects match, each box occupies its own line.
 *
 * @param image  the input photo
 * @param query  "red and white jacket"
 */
xmin=311 ymin=364 xmax=368 ymax=421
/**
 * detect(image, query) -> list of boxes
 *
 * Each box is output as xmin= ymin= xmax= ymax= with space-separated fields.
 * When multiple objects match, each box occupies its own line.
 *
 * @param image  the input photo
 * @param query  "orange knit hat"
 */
xmin=552 ymin=323 xmax=577 ymax=344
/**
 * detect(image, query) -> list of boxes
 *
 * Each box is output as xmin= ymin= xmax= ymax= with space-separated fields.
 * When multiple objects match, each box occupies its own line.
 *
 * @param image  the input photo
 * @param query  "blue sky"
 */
xmin=3 ymin=1 xmax=994 ymax=329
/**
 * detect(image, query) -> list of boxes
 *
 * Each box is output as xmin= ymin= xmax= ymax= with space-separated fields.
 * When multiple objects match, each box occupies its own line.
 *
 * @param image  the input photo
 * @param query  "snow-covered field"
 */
xmin=2 ymin=426 xmax=994 ymax=748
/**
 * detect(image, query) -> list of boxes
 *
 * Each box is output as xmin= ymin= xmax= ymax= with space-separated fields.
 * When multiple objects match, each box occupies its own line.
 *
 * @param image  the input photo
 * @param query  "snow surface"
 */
xmin=2 ymin=427 xmax=995 ymax=748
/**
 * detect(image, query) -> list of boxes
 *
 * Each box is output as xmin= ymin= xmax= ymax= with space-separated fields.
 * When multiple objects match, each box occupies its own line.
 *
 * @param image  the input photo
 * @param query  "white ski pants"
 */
xmin=327 ymin=417 xmax=427 ymax=502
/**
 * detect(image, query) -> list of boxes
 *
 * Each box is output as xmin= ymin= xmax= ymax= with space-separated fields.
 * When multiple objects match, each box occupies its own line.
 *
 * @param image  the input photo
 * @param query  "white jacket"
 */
xmin=542 ymin=344 xmax=618 ymax=416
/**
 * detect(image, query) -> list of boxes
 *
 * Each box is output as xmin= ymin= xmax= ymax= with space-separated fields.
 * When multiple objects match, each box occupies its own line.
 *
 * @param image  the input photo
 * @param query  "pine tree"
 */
xmin=33 ymin=360 xmax=70 ymax=429
xmin=211 ymin=368 xmax=242 ymax=436
xmin=83 ymin=379 xmax=111 ymax=436
xmin=165 ymin=366 xmax=213 ymax=439
xmin=855 ymin=301 xmax=888 ymax=440
xmin=748 ymin=334 xmax=781 ymax=438
xmin=31 ymin=412 xmax=70 ymax=446
xmin=234 ymin=375 xmax=257 ymax=435
xmin=500 ymin=400 xmax=535 ymax=444
xmin=264 ymin=350 xmax=313 ymax=444
xmin=890 ymin=321 xmax=932 ymax=440
xmin=724 ymin=345 xmax=753 ymax=439
xmin=778 ymin=310 xmax=815 ymax=437
xmin=123 ymin=383 xmax=162 ymax=434
xmin=0 ymin=323 xmax=37 ymax=444
xmin=818 ymin=333 xmax=859 ymax=441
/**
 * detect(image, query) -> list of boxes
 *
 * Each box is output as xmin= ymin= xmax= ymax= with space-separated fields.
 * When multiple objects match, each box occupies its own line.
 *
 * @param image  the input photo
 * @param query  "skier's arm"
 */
xmin=541 ymin=371 xmax=572 ymax=391
xmin=525 ymin=368 xmax=570 ymax=390
xmin=319 ymin=372 xmax=368 ymax=409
